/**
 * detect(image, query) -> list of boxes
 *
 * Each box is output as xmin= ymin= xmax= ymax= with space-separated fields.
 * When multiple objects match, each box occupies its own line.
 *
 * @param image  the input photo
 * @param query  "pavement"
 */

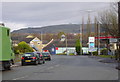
xmin=11 ymin=62 xmax=21 ymax=67
xmin=88 ymin=56 xmax=120 ymax=70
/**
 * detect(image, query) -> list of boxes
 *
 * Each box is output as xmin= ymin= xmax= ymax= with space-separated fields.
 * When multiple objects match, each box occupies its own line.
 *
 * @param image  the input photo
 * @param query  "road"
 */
xmin=2 ymin=55 xmax=118 ymax=80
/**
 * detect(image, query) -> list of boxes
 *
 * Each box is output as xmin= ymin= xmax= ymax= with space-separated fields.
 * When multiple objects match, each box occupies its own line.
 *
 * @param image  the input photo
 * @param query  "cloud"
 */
xmin=2 ymin=2 xmax=110 ymax=31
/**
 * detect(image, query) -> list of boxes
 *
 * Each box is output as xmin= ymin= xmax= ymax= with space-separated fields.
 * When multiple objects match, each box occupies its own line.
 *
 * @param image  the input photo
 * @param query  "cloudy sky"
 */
xmin=1 ymin=2 xmax=111 ymax=31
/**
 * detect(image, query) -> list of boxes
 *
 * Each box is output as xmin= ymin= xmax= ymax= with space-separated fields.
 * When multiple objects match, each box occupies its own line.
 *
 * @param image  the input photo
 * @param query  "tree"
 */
xmin=13 ymin=46 xmax=20 ymax=54
xmin=75 ymin=39 xmax=82 ymax=55
xmin=98 ymin=2 xmax=118 ymax=37
xmin=57 ymin=32 xmax=65 ymax=39
xmin=18 ymin=41 xmax=33 ymax=54
xmin=98 ymin=2 xmax=120 ymax=61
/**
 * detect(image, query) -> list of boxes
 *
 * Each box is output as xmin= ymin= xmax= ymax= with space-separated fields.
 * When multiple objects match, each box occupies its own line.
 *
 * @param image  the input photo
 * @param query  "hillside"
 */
xmin=12 ymin=24 xmax=96 ymax=34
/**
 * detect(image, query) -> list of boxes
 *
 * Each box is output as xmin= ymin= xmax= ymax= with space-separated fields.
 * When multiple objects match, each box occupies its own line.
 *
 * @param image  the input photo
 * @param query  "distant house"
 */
xmin=29 ymin=37 xmax=54 ymax=52
xmin=30 ymin=37 xmax=43 ymax=52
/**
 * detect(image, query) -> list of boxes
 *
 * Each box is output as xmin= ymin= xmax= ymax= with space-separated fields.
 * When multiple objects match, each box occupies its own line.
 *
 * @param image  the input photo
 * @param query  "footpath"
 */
xmin=89 ymin=56 xmax=120 ymax=70
xmin=11 ymin=62 xmax=21 ymax=67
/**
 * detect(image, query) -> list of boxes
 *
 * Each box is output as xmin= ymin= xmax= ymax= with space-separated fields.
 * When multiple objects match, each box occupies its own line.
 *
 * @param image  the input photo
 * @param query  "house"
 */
xmin=30 ymin=37 xmax=43 ymax=52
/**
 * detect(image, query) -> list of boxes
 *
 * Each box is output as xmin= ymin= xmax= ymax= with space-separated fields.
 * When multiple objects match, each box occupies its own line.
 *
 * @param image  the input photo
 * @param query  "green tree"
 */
xmin=18 ymin=41 xmax=33 ymax=54
xmin=57 ymin=32 xmax=65 ymax=39
xmin=75 ymin=39 xmax=82 ymax=55
xmin=13 ymin=46 xmax=20 ymax=54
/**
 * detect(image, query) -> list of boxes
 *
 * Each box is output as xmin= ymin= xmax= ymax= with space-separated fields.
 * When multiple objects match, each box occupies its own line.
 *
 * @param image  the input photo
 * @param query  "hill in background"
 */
xmin=12 ymin=24 xmax=96 ymax=34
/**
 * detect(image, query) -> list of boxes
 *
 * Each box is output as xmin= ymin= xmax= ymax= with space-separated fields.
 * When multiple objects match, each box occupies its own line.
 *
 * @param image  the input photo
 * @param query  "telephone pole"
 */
xmin=118 ymin=1 xmax=120 ymax=61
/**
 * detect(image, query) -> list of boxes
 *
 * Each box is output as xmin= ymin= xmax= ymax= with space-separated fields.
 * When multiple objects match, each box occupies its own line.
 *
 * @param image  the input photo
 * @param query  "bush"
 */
xmin=75 ymin=39 xmax=82 ymax=55
xmin=92 ymin=51 xmax=98 ymax=56
xmin=100 ymin=48 xmax=108 ymax=55
xmin=18 ymin=41 xmax=34 ymax=54
xmin=69 ymin=53 xmax=75 ymax=56
xmin=13 ymin=46 xmax=20 ymax=54
xmin=56 ymin=53 xmax=67 ymax=55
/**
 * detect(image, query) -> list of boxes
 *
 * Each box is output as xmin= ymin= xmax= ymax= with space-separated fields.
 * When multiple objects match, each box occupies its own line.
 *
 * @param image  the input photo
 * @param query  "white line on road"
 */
xmin=55 ymin=64 xmax=60 ymax=67
xmin=47 ymin=64 xmax=60 ymax=70
xmin=12 ymin=75 xmax=28 ymax=80
xmin=47 ymin=66 xmax=54 ymax=69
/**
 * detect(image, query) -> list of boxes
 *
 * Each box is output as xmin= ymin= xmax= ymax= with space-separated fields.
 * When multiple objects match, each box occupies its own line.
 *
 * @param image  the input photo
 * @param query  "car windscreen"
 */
xmin=42 ymin=53 xmax=49 ymax=55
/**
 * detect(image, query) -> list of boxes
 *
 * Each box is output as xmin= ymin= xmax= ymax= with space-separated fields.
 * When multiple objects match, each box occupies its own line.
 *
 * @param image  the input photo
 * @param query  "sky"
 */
xmin=0 ymin=1 xmax=112 ymax=31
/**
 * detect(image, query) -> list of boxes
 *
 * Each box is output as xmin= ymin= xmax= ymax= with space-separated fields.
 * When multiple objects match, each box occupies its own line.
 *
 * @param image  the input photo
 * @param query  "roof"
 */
xmin=26 ymin=35 xmax=34 ymax=38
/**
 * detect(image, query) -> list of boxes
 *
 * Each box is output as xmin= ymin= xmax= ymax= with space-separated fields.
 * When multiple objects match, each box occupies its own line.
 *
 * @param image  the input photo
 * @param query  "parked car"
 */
xmin=21 ymin=52 xmax=40 ymax=66
xmin=34 ymin=52 xmax=45 ymax=64
xmin=42 ymin=52 xmax=51 ymax=61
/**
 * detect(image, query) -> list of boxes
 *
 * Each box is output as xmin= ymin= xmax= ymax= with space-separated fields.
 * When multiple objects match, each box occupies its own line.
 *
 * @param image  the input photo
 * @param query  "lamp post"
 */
xmin=65 ymin=35 xmax=68 ymax=55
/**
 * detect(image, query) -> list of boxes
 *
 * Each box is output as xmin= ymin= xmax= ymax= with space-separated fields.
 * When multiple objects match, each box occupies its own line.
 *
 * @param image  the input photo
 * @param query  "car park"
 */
xmin=42 ymin=52 xmax=51 ymax=61
xmin=21 ymin=52 xmax=40 ymax=66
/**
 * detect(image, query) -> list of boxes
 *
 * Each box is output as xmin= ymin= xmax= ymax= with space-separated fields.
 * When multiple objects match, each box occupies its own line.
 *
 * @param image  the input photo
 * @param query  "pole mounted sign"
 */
xmin=88 ymin=37 xmax=95 ymax=52
xmin=89 ymin=42 xmax=95 ymax=48
xmin=89 ymin=37 xmax=95 ymax=42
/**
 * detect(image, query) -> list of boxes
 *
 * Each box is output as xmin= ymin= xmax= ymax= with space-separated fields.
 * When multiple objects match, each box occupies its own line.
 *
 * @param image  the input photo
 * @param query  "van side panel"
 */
xmin=0 ymin=27 xmax=2 ymax=61
xmin=2 ymin=27 xmax=11 ymax=61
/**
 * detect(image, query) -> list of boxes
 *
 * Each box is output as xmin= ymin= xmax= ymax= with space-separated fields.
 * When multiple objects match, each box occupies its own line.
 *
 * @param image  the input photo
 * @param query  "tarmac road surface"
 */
xmin=2 ymin=55 xmax=118 ymax=80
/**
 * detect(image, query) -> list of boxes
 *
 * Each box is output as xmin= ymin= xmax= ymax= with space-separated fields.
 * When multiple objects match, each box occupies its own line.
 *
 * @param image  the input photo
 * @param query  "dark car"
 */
xmin=42 ymin=52 xmax=51 ymax=61
xmin=21 ymin=52 xmax=40 ymax=66
xmin=34 ymin=52 xmax=45 ymax=64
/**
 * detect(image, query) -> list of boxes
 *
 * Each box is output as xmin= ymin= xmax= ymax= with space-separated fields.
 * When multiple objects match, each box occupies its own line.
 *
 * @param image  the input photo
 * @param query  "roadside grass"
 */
xmin=56 ymin=53 xmax=75 ymax=56
xmin=56 ymin=53 xmax=66 ymax=55
xmin=69 ymin=53 xmax=75 ymax=56
xmin=97 ymin=55 xmax=115 ymax=58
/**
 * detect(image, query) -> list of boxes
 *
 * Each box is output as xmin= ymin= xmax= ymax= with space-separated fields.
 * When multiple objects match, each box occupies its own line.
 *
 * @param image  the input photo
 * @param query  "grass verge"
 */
xmin=97 ymin=55 xmax=115 ymax=58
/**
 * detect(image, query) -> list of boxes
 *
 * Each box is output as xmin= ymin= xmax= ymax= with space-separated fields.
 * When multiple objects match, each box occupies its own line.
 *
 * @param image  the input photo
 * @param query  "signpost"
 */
xmin=88 ymin=37 xmax=95 ymax=53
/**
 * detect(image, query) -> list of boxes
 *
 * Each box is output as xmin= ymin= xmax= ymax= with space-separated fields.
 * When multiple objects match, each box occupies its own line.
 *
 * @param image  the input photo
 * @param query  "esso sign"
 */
xmin=89 ymin=37 xmax=95 ymax=42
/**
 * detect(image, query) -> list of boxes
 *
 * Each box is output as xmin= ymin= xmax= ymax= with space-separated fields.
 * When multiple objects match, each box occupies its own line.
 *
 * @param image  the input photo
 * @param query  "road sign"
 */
xmin=89 ymin=37 xmax=95 ymax=42
xmin=109 ymin=38 xmax=118 ymax=43
xmin=89 ymin=42 xmax=95 ymax=48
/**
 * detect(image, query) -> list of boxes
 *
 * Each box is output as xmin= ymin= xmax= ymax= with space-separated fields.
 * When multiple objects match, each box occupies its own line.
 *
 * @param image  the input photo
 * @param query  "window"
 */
xmin=7 ymin=29 xmax=10 ymax=36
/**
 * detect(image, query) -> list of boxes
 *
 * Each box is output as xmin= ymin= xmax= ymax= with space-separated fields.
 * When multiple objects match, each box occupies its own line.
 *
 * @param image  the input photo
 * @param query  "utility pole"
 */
xmin=94 ymin=16 xmax=97 ymax=48
xmin=96 ymin=22 xmax=100 ymax=55
xmin=80 ymin=24 xmax=82 ymax=55
xmin=82 ymin=16 xmax=84 ymax=43
xmin=81 ymin=16 xmax=84 ymax=55
xmin=118 ymin=1 xmax=120 ymax=61
xmin=87 ymin=12 xmax=91 ymax=37
xmin=40 ymin=31 xmax=43 ymax=52
xmin=65 ymin=34 xmax=68 ymax=55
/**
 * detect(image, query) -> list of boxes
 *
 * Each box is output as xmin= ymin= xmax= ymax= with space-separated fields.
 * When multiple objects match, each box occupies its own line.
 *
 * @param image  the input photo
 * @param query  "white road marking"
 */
xmin=55 ymin=64 xmax=60 ymax=67
xmin=12 ymin=75 xmax=28 ymax=80
xmin=13 ymin=65 xmax=60 ymax=80
xmin=47 ymin=66 xmax=54 ymax=69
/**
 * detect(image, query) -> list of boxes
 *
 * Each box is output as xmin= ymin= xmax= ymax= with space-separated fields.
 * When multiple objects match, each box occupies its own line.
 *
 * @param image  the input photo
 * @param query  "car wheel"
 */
xmin=38 ymin=60 xmax=41 ymax=64
xmin=43 ymin=60 xmax=45 ymax=64
xmin=49 ymin=58 xmax=51 ymax=61
xmin=35 ymin=60 xmax=38 ymax=65
xmin=21 ymin=62 xmax=26 ymax=66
